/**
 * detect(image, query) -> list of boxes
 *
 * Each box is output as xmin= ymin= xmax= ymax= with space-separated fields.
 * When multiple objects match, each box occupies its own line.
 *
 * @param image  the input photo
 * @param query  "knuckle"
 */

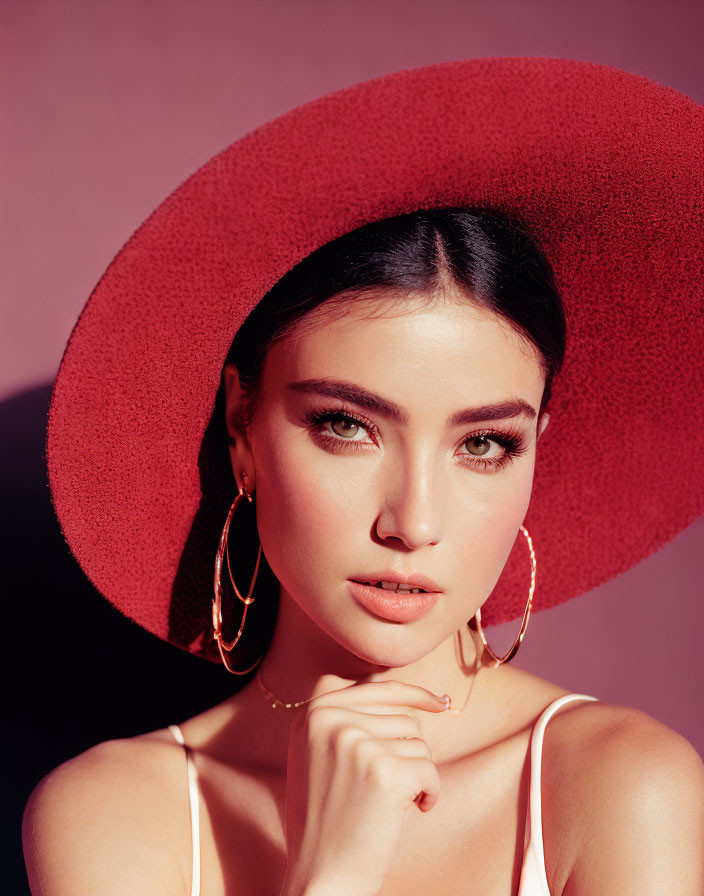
xmin=401 ymin=716 xmax=422 ymax=738
xmin=369 ymin=752 xmax=396 ymax=785
xmin=304 ymin=704 xmax=329 ymax=733
xmin=352 ymin=734 xmax=380 ymax=763
xmin=335 ymin=724 xmax=362 ymax=750
xmin=410 ymin=737 xmax=431 ymax=758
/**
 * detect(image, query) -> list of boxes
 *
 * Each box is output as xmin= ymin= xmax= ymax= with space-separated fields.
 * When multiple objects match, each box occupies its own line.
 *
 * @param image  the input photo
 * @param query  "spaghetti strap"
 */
xmin=165 ymin=696 xmax=597 ymax=896
xmin=517 ymin=693 xmax=600 ymax=895
xmin=168 ymin=724 xmax=201 ymax=896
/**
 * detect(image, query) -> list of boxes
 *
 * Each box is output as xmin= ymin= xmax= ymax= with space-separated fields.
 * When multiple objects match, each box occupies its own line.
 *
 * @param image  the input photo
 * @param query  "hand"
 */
xmin=279 ymin=679 xmax=450 ymax=896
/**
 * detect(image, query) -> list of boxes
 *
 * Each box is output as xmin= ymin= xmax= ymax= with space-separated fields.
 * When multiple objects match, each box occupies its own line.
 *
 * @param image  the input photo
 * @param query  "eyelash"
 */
xmin=302 ymin=406 xmax=530 ymax=472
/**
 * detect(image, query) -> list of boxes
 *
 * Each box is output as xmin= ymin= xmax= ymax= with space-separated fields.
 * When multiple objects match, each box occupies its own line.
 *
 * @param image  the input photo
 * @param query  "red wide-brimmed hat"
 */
xmin=46 ymin=57 xmax=703 ymax=664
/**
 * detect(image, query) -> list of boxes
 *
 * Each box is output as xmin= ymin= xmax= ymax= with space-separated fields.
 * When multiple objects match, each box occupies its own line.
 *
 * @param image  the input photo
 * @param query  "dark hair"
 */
xmin=170 ymin=207 xmax=567 ymax=669
xmin=226 ymin=206 xmax=566 ymax=427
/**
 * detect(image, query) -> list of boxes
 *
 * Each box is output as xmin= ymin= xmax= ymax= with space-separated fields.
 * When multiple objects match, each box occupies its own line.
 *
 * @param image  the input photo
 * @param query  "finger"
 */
xmin=309 ymin=680 xmax=450 ymax=713
xmin=346 ymin=702 xmax=448 ymax=716
xmin=387 ymin=737 xmax=432 ymax=759
xmin=311 ymin=706 xmax=424 ymax=739
xmin=404 ymin=757 xmax=442 ymax=811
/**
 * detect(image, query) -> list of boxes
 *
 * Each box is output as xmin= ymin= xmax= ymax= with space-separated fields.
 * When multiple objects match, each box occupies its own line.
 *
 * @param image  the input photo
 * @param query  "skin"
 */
xmin=22 ymin=287 xmax=704 ymax=896
xmin=222 ymin=286 xmax=550 ymax=771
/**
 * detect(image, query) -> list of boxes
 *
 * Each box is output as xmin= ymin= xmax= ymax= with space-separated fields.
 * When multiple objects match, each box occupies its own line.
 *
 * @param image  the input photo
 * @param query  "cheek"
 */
xmin=251 ymin=428 xmax=368 ymax=593
xmin=457 ymin=472 xmax=534 ymax=601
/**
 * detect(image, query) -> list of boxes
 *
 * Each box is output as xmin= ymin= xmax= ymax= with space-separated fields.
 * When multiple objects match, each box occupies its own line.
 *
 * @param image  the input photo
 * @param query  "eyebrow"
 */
xmin=287 ymin=378 xmax=537 ymax=426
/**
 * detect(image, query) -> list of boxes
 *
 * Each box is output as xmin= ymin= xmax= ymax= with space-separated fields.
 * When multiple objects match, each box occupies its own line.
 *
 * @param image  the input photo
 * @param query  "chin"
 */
xmin=326 ymin=620 xmax=445 ymax=670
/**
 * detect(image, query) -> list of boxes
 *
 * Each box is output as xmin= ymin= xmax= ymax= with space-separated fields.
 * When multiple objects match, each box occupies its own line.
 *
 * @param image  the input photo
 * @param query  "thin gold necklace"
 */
xmin=255 ymin=632 xmax=483 ymax=716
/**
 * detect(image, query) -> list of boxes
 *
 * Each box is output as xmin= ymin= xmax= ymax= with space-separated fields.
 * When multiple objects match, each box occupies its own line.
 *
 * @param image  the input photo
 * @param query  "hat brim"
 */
xmin=46 ymin=56 xmax=704 ymax=662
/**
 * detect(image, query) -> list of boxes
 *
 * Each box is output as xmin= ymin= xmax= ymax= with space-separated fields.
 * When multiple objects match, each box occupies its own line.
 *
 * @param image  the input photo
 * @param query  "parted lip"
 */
xmin=349 ymin=571 xmax=443 ymax=593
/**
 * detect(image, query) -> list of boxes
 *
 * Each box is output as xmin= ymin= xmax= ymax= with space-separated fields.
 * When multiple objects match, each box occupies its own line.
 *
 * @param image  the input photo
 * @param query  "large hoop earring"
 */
xmin=212 ymin=478 xmax=264 ymax=675
xmin=467 ymin=524 xmax=536 ymax=667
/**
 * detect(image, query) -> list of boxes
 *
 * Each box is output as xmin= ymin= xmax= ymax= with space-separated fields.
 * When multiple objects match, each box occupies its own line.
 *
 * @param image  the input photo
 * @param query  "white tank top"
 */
xmin=517 ymin=693 xmax=599 ymax=894
xmin=169 ymin=691 xmax=599 ymax=896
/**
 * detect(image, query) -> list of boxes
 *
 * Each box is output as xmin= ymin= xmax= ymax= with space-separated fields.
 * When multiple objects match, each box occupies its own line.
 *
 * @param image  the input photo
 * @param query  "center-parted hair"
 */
xmin=226 ymin=206 xmax=566 ymax=428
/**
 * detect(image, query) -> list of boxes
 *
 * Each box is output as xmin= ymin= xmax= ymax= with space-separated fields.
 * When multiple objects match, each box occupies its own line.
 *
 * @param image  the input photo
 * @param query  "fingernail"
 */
xmin=438 ymin=693 xmax=451 ymax=709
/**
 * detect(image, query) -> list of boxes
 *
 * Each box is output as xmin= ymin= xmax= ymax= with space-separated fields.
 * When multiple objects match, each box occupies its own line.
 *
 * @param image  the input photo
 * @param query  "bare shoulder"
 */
xmin=540 ymin=700 xmax=704 ymax=896
xmin=22 ymin=731 xmax=191 ymax=896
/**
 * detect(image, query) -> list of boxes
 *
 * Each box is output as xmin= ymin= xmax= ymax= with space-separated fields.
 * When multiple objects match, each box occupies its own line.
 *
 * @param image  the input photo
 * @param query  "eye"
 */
xmin=462 ymin=434 xmax=497 ymax=457
xmin=455 ymin=428 xmax=529 ymax=472
xmin=302 ymin=407 xmax=377 ymax=450
xmin=301 ymin=407 xmax=529 ymax=470
xmin=328 ymin=415 xmax=369 ymax=441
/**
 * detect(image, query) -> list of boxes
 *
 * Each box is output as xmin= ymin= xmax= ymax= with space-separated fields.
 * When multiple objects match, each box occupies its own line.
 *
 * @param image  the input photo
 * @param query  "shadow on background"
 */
xmin=3 ymin=382 xmax=242 ymax=896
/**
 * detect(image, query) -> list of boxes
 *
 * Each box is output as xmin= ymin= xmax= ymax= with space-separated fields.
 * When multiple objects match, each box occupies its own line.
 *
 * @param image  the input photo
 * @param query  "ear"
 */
xmin=223 ymin=362 xmax=255 ymax=495
xmin=536 ymin=411 xmax=550 ymax=441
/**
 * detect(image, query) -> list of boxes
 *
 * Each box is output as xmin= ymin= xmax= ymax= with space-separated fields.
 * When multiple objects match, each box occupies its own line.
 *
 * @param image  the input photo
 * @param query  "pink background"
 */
xmin=3 ymin=0 xmax=703 ymax=753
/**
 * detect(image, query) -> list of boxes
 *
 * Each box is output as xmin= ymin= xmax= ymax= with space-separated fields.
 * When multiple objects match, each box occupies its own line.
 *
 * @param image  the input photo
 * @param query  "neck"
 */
xmin=231 ymin=586 xmax=498 ymax=772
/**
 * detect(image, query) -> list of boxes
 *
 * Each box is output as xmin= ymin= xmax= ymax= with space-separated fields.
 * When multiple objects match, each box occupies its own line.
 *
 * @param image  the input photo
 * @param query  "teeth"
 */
xmin=368 ymin=581 xmax=426 ymax=593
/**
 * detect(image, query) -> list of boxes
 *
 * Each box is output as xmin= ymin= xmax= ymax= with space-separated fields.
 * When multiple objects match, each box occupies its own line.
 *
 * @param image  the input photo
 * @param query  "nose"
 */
xmin=374 ymin=453 xmax=444 ymax=549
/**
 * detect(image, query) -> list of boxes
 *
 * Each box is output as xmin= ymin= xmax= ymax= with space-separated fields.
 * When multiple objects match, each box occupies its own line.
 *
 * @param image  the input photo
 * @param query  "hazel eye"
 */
xmin=454 ymin=428 xmax=529 ymax=472
xmin=464 ymin=435 xmax=494 ymax=457
xmin=303 ymin=408 xmax=377 ymax=451
xmin=330 ymin=418 xmax=362 ymax=439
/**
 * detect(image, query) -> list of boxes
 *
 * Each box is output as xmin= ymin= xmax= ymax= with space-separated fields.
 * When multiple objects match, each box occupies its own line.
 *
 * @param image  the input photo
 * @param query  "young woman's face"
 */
xmin=226 ymin=292 xmax=549 ymax=667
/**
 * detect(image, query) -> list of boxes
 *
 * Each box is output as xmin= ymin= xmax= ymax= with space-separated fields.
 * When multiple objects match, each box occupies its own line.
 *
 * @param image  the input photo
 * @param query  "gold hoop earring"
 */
xmin=212 ymin=477 xmax=264 ymax=675
xmin=467 ymin=524 xmax=536 ymax=667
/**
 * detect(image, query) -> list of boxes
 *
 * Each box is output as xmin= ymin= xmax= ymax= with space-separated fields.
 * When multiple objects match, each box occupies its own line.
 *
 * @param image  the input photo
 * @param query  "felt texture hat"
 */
xmin=46 ymin=56 xmax=704 ymax=664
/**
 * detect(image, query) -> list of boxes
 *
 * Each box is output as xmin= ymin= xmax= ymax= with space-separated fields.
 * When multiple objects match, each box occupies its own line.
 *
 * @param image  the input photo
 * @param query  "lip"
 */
xmin=349 ymin=570 xmax=443 ymax=593
xmin=347 ymin=580 xmax=441 ymax=622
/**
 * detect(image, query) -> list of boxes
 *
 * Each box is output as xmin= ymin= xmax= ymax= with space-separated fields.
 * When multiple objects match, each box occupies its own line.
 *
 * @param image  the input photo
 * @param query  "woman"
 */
xmin=23 ymin=58 xmax=704 ymax=895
